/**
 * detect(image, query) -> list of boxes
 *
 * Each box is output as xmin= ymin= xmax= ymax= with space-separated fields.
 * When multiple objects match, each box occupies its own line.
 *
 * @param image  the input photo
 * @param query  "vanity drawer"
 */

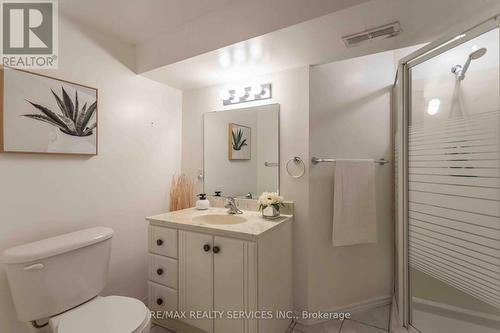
xmin=149 ymin=226 xmax=177 ymax=258
xmin=148 ymin=281 xmax=177 ymax=313
xmin=149 ymin=254 xmax=178 ymax=289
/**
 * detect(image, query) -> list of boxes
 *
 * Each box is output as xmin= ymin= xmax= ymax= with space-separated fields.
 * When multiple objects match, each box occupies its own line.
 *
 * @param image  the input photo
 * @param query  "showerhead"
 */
xmin=469 ymin=47 xmax=487 ymax=60
xmin=452 ymin=47 xmax=487 ymax=81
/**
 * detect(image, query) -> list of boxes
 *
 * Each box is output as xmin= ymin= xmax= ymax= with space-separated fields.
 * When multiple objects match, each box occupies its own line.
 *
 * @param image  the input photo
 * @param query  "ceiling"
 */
xmin=141 ymin=0 xmax=500 ymax=90
xmin=60 ymin=0 xmax=368 ymax=71
xmin=59 ymin=0 xmax=239 ymax=45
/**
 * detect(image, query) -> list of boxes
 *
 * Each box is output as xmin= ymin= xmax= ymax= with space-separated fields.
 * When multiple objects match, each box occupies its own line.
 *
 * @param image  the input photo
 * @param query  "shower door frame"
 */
xmin=394 ymin=14 xmax=500 ymax=332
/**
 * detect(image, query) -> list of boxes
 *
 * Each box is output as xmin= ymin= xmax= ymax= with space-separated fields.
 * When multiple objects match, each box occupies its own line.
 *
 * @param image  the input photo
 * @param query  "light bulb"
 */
xmin=251 ymin=84 xmax=263 ymax=96
xmin=262 ymin=87 xmax=271 ymax=98
xmin=236 ymin=87 xmax=248 ymax=98
xmin=427 ymin=99 xmax=441 ymax=115
xmin=219 ymin=90 xmax=232 ymax=101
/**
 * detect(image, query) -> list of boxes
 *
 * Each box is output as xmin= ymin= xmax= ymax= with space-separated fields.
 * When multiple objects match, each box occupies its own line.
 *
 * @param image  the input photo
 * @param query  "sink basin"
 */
xmin=193 ymin=214 xmax=247 ymax=225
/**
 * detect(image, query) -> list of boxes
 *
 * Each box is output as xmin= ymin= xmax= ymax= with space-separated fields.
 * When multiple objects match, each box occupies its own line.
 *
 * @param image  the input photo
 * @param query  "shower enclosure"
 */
xmin=393 ymin=16 xmax=500 ymax=332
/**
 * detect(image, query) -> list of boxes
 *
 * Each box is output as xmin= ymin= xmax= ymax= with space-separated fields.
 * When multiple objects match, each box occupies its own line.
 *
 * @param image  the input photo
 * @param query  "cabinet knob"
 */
xmin=156 ymin=268 xmax=163 ymax=275
xmin=156 ymin=298 xmax=163 ymax=306
xmin=203 ymin=244 xmax=211 ymax=252
xmin=156 ymin=239 xmax=163 ymax=246
xmin=213 ymin=246 xmax=220 ymax=254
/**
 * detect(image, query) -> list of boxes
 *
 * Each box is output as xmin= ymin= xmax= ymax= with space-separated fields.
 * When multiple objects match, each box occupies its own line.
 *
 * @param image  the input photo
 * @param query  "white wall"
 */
xmin=308 ymin=51 xmax=396 ymax=311
xmin=256 ymin=109 xmax=280 ymax=194
xmin=181 ymin=66 xmax=311 ymax=311
xmin=0 ymin=16 xmax=182 ymax=333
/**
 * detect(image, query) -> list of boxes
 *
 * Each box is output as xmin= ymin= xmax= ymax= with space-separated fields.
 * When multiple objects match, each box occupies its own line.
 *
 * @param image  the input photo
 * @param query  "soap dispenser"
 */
xmin=196 ymin=193 xmax=210 ymax=210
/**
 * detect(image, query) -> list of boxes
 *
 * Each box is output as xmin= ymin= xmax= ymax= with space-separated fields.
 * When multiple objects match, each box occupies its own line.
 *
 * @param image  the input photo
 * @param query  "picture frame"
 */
xmin=0 ymin=66 xmax=98 ymax=155
xmin=228 ymin=123 xmax=251 ymax=160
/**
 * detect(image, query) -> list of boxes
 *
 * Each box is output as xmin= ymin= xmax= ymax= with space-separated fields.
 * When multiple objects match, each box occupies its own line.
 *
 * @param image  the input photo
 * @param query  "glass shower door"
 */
xmin=408 ymin=27 xmax=500 ymax=332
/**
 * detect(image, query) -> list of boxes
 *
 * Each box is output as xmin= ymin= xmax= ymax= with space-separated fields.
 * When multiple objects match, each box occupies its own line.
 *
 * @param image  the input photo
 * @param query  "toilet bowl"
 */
xmin=2 ymin=227 xmax=151 ymax=333
xmin=49 ymin=296 xmax=150 ymax=333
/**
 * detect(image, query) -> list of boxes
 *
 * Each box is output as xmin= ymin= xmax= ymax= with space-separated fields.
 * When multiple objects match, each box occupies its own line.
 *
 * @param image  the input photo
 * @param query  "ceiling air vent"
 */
xmin=342 ymin=22 xmax=401 ymax=47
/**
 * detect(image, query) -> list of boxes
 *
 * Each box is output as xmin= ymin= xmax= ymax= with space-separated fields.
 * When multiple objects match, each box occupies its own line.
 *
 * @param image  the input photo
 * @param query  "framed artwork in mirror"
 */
xmin=228 ymin=123 xmax=251 ymax=160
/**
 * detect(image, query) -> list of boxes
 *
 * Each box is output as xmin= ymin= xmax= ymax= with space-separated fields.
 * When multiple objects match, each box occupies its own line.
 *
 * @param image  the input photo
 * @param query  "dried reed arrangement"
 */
xmin=169 ymin=174 xmax=194 ymax=211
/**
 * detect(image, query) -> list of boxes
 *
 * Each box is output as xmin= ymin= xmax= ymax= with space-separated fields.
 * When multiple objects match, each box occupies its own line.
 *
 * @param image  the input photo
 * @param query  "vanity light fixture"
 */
xmin=221 ymin=83 xmax=272 ymax=105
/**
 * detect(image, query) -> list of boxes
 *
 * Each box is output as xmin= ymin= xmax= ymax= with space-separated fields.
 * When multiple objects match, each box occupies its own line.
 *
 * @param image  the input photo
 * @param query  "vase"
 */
xmin=262 ymin=205 xmax=280 ymax=219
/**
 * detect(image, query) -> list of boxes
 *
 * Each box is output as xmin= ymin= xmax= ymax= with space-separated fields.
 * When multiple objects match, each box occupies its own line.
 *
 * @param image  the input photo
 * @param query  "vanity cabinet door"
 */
xmin=213 ymin=236 xmax=258 ymax=333
xmin=178 ymin=230 xmax=214 ymax=333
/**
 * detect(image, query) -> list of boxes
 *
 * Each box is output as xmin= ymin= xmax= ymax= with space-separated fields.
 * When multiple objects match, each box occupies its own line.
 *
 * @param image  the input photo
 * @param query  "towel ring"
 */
xmin=286 ymin=156 xmax=305 ymax=179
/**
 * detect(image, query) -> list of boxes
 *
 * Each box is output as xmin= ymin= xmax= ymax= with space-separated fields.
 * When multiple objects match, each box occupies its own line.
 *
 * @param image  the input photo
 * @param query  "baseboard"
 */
xmin=389 ymin=296 xmax=500 ymax=332
xmin=412 ymin=297 xmax=500 ymax=328
xmin=296 ymin=295 xmax=392 ymax=326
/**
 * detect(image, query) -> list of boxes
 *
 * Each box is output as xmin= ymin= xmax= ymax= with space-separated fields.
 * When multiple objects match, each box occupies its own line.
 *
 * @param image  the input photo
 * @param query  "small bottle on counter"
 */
xmin=196 ymin=193 xmax=210 ymax=210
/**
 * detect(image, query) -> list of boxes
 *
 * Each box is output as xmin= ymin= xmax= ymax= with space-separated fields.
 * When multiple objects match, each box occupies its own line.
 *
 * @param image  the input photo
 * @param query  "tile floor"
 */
xmin=150 ymin=304 xmax=391 ymax=333
xmin=150 ymin=324 xmax=175 ymax=333
xmin=291 ymin=305 xmax=391 ymax=333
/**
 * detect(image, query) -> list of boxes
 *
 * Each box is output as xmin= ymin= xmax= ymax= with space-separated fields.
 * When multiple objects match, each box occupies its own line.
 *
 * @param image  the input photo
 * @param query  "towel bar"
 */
xmin=311 ymin=157 xmax=389 ymax=165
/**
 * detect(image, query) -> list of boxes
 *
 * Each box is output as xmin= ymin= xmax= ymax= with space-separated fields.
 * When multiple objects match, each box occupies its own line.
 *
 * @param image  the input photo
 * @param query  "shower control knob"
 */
xmin=156 ymin=268 xmax=163 ymax=275
xmin=156 ymin=298 xmax=163 ymax=306
xmin=203 ymin=244 xmax=211 ymax=252
xmin=213 ymin=246 xmax=220 ymax=254
xmin=156 ymin=239 xmax=163 ymax=246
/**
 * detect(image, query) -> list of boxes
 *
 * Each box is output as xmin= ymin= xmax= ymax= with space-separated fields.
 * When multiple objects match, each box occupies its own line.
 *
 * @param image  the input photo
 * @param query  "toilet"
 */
xmin=2 ymin=227 xmax=151 ymax=333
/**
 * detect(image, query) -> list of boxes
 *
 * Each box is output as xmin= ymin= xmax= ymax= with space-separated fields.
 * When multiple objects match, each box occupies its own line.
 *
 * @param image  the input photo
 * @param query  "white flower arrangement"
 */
xmin=258 ymin=192 xmax=285 ymax=211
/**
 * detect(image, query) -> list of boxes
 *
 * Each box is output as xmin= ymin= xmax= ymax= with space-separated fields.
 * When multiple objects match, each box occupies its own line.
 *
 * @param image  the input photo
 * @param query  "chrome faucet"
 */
xmin=224 ymin=197 xmax=243 ymax=214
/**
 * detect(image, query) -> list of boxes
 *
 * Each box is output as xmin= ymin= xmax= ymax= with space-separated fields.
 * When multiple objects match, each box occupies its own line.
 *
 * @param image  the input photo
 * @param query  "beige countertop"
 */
xmin=146 ymin=207 xmax=292 ymax=241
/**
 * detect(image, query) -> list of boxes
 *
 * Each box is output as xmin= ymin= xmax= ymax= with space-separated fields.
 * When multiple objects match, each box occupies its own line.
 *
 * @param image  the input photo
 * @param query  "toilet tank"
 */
xmin=2 ymin=227 xmax=114 ymax=322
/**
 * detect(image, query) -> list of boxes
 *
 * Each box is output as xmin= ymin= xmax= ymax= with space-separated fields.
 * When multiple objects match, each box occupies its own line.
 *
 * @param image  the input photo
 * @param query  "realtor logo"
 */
xmin=1 ymin=0 xmax=58 ymax=68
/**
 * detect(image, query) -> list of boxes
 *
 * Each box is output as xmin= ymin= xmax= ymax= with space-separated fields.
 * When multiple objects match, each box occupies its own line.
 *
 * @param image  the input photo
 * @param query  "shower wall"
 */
xmin=410 ymin=30 xmax=499 ymax=124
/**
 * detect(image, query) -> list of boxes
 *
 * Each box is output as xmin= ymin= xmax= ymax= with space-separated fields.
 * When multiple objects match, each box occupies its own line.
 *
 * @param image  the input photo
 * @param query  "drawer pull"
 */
xmin=156 ymin=268 xmax=164 ymax=275
xmin=156 ymin=298 xmax=163 ymax=306
xmin=156 ymin=239 xmax=164 ymax=246
xmin=203 ymin=244 xmax=211 ymax=252
xmin=213 ymin=246 xmax=220 ymax=254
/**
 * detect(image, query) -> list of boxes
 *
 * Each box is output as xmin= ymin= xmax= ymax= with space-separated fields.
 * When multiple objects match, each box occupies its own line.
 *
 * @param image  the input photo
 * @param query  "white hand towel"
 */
xmin=332 ymin=160 xmax=377 ymax=246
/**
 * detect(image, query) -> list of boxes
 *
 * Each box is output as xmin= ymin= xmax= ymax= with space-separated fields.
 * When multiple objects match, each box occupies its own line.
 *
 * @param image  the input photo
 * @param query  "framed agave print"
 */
xmin=0 ymin=67 xmax=98 ymax=155
xmin=228 ymin=123 xmax=251 ymax=160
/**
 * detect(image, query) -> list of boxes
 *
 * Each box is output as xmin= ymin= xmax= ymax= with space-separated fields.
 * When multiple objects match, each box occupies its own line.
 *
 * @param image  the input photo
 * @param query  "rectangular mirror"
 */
xmin=203 ymin=104 xmax=279 ymax=198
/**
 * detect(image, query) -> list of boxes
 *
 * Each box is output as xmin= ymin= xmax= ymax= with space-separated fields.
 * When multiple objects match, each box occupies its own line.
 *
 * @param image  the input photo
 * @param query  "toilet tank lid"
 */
xmin=2 ymin=227 xmax=114 ymax=264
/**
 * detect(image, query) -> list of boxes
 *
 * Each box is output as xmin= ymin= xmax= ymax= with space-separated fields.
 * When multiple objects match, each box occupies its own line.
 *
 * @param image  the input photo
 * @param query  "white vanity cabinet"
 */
xmin=146 ymin=208 xmax=293 ymax=333
xmin=178 ymin=231 xmax=257 ymax=333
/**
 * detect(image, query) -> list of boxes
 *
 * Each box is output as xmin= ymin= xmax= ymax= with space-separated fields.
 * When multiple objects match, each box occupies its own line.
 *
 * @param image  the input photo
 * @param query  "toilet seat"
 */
xmin=52 ymin=296 xmax=150 ymax=333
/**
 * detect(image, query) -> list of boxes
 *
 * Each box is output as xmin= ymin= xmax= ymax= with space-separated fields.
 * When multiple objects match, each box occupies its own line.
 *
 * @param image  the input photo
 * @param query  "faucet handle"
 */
xmin=224 ymin=196 xmax=235 ymax=207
